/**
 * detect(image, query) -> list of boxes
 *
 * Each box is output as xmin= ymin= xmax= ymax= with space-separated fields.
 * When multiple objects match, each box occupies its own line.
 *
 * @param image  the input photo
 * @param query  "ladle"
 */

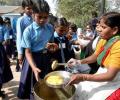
xmin=51 ymin=60 xmax=67 ymax=70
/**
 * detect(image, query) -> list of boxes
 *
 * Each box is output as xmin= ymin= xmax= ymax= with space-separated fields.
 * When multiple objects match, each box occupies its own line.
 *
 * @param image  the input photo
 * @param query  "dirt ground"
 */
xmin=0 ymin=61 xmax=21 ymax=100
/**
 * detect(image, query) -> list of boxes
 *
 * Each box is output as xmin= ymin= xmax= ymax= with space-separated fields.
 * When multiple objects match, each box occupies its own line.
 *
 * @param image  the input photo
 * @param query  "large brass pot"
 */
xmin=33 ymin=80 xmax=76 ymax=100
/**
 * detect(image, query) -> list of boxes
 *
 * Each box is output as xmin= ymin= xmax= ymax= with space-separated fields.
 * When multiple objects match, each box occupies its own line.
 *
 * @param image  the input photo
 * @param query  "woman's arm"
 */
xmin=81 ymin=53 xmax=97 ymax=64
xmin=68 ymin=67 xmax=120 ymax=84
xmin=86 ymin=67 xmax=119 ymax=82
xmin=67 ymin=53 xmax=97 ymax=67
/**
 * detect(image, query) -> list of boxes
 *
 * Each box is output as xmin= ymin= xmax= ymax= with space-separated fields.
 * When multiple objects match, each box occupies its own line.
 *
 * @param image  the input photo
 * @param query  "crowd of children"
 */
xmin=0 ymin=16 xmax=13 ymax=98
xmin=0 ymin=0 xmax=98 ymax=99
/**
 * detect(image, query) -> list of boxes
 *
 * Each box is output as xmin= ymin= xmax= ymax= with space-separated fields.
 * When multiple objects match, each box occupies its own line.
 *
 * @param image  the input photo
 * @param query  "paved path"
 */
xmin=0 ymin=63 xmax=21 ymax=100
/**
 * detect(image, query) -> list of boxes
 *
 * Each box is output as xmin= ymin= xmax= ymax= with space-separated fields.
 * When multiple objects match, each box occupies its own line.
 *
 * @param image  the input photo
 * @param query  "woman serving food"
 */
xmin=67 ymin=12 xmax=120 ymax=100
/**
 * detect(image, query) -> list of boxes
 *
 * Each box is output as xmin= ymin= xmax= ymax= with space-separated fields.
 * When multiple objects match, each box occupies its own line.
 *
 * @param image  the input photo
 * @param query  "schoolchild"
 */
xmin=16 ymin=0 xmax=33 ymax=71
xmin=17 ymin=0 xmax=57 ymax=99
xmin=4 ymin=17 xmax=16 ymax=59
xmin=51 ymin=17 xmax=75 ymax=70
xmin=0 ymin=16 xmax=13 ymax=98
xmin=67 ymin=22 xmax=78 ymax=43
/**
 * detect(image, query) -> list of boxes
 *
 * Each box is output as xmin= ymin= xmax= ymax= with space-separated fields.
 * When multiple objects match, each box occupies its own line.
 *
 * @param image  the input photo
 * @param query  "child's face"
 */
xmin=33 ymin=13 xmax=49 ymax=26
xmin=68 ymin=27 xmax=74 ymax=35
xmin=24 ymin=6 xmax=32 ymax=16
xmin=55 ymin=26 xmax=68 ymax=37
xmin=86 ymin=25 xmax=92 ymax=32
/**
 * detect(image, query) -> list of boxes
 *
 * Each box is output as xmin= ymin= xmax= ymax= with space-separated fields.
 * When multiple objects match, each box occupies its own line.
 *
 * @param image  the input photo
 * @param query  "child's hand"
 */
xmin=46 ymin=43 xmax=58 ymax=52
xmin=33 ymin=67 xmax=41 ymax=81
xmin=18 ymin=54 xmax=23 ymax=64
xmin=66 ymin=33 xmax=72 ymax=40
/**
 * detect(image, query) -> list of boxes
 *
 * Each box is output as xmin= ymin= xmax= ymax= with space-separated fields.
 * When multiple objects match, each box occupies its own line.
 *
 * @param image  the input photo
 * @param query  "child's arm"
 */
xmin=25 ymin=48 xmax=41 ymax=81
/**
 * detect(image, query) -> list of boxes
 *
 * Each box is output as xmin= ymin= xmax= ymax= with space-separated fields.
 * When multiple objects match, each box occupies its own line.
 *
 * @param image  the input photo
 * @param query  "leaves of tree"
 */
xmin=56 ymin=0 xmax=100 ymax=28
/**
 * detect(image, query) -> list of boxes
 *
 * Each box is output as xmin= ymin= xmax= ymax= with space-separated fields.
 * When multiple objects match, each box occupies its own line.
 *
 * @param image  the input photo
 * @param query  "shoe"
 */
xmin=0 ymin=91 xmax=5 ymax=98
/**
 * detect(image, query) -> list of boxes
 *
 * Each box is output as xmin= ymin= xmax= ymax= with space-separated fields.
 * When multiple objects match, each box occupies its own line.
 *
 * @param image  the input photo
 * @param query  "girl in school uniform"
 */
xmin=51 ymin=17 xmax=75 ymax=70
xmin=0 ymin=16 xmax=13 ymax=98
xmin=4 ymin=17 xmax=15 ymax=59
xmin=17 ymin=0 xmax=57 ymax=99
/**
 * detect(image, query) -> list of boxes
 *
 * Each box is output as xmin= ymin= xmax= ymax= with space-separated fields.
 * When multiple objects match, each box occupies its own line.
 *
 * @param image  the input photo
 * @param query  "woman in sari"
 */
xmin=67 ymin=12 xmax=120 ymax=100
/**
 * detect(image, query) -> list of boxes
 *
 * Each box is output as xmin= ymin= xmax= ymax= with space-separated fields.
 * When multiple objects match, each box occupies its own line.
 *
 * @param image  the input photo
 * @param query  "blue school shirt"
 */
xmin=54 ymin=31 xmax=66 ymax=38
xmin=12 ymin=17 xmax=18 ymax=34
xmin=16 ymin=13 xmax=33 ymax=54
xmin=71 ymin=32 xmax=77 ymax=41
xmin=21 ymin=22 xmax=54 ymax=52
xmin=0 ymin=25 xmax=9 ymax=42
xmin=6 ymin=26 xmax=14 ymax=39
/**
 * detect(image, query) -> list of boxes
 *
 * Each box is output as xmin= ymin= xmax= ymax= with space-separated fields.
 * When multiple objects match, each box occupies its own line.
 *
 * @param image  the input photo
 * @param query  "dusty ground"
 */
xmin=0 ymin=61 xmax=21 ymax=100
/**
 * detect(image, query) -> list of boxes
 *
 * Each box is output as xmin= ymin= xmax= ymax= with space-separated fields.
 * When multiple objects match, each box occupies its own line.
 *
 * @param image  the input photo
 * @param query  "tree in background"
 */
xmin=56 ymin=0 xmax=100 ymax=28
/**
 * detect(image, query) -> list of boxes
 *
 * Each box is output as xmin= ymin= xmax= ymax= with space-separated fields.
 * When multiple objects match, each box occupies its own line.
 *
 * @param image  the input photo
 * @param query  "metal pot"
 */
xmin=44 ymin=71 xmax=72 ymax=88
xmin=33 ymin=80 xmax=76 ymax=100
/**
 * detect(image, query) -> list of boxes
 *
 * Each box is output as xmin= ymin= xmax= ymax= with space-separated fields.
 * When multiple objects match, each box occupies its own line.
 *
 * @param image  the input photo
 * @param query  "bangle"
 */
xmin=82 ymin=75 xmax=88 ymax=81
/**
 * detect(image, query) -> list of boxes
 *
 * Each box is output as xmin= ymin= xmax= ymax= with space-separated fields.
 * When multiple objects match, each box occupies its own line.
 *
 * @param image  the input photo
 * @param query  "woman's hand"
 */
xmin=68 ymin=74 xmax=84 ymax=85
xmin=67 ymin=58 xmax=81 ymax=67
xmin=32 ymin=67 xmax=41 ymax=81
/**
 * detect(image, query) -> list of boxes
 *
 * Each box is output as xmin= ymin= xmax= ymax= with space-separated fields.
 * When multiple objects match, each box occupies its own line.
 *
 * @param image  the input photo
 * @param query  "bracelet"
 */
xmin=82 ymin=75 xmax=88 ymax=81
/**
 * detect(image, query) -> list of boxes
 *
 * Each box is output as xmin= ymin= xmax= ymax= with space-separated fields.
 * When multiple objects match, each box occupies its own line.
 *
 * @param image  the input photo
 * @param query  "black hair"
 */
xmin=32 ymin=0 xmax=50 ymax=14
xmin=101 ymin=12 xmax=120 ymax=33
xmin=69 ymin=23 xmax=77 ymax=32
xmin=48 ymin=14 xmax=57 ymax=27
xmin=86 ymin=23 xmax=93 ymax=29
xmin=0 ymin=16 xmax=4 ymax=25
xmin=22 ymin=0 xmax=33 ymax=8
xmin=54 ymin=17 xmax=68 ymax=28
xmin=4 ymin=17 xmax=11 ymax=24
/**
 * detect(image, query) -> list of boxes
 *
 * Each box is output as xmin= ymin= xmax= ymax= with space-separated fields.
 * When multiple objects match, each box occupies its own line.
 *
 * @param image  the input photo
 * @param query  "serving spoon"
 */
xmin=51 ymin=60 xmax=67 ymax=70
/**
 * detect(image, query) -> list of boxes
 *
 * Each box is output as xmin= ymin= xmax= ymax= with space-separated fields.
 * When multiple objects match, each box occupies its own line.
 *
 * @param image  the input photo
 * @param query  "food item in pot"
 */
xmin=46 ymin=75 xmax=64 ymax=85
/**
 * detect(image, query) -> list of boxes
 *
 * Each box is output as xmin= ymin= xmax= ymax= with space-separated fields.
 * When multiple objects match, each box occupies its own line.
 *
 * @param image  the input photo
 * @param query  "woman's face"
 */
xmin=98 ymin=19 xmax=117 ymax=40
xmin=33 ymin=13 xmax=49 ymax=26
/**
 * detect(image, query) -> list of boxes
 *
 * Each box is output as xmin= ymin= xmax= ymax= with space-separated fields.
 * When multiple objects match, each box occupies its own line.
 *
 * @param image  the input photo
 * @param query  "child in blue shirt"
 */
xmin=51 ymin=18 xmax=75 ymax=70
xmin=17 ymin=0 xmax=57 ymax=99
xmin=0 ymin=16 xmax=13 ymax=98
xmin=16 ymin=0 xmax=33 ymax=71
